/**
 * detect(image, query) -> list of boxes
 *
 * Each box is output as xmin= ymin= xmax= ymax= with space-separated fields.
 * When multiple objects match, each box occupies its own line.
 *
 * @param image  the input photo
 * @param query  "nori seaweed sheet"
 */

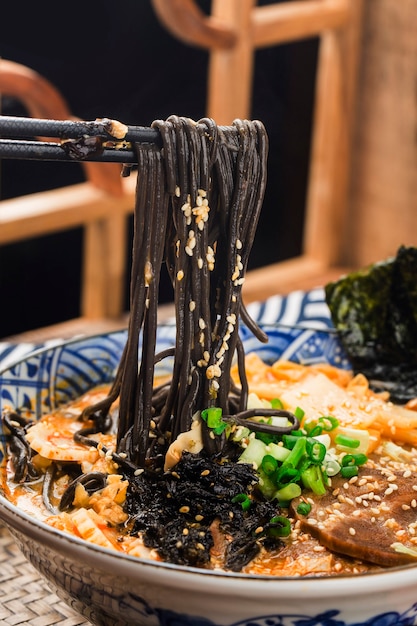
xmin=325 ymin=246 xmax=417 ymax=403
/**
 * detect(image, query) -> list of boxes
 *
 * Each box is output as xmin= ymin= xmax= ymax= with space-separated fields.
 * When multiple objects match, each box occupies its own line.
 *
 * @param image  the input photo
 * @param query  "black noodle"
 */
xmin=79 ymin=116 xmax=281 ymax=466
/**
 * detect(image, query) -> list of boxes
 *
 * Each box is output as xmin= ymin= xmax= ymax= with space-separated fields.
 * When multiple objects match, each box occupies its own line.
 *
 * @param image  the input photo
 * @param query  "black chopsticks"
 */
xmin=0 ymin=115 xmax=161 ymax=163
xmin=0 ymin=139 xmax=138 ymax=163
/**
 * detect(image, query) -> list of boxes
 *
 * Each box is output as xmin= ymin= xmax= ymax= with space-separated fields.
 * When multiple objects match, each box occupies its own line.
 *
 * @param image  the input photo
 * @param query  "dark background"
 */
xmin=0 ymin=0 xmax=318 ymax=337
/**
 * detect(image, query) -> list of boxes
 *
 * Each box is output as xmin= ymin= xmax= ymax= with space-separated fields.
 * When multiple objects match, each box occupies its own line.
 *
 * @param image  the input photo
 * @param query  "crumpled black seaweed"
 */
xmin=123 ymin=451 xmax=284 ymax=571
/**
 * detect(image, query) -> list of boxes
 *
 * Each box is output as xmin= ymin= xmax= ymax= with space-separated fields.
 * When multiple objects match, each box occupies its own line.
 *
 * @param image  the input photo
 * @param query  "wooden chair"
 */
xmin=0 ymin=59 xmax=136 ymax=339
xmin=151 ymin=0 xmax=365 ymax=301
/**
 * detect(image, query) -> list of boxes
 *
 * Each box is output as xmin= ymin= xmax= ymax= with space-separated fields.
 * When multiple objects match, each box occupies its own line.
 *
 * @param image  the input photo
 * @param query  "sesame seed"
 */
xmin=349 ymin=527 xmax=356 ymax=536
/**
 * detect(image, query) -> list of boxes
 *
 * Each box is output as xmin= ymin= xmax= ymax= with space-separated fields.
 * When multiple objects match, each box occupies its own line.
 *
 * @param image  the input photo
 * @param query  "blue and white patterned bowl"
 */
xmin=1 ymin=325 xmax=417 ymax=626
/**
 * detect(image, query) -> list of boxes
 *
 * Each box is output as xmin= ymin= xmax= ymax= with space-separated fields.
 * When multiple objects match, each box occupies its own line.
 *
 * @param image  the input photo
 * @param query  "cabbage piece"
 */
xmin=325 ymin=245 xmax=417 ymax=403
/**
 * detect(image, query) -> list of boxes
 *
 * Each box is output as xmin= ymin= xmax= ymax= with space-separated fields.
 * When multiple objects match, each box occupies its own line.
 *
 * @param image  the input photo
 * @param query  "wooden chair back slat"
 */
xmin=0 ymin=60 xmax=135 ymax=326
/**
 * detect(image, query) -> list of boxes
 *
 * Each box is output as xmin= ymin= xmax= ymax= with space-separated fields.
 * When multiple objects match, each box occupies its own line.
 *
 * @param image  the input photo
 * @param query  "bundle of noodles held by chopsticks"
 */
xmin=76 ymin=116 xmax=297 ymax=470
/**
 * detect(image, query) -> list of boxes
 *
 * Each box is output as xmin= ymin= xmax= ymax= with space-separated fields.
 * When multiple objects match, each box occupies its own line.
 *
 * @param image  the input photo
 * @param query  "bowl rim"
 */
xmin=0 ymin=321 xmax=338 ymax=376
xmin=2 ymin=488 xmax=417 ymax=593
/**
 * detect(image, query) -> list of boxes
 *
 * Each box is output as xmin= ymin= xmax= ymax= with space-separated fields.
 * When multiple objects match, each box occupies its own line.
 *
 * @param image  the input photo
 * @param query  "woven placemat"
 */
xmin=0 ymin=523 xmax=91 ymax=626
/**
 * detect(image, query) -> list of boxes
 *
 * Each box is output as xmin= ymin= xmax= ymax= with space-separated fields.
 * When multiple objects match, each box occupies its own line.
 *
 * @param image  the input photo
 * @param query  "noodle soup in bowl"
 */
xmin=1 ymin=326 xmax=417 ymax=626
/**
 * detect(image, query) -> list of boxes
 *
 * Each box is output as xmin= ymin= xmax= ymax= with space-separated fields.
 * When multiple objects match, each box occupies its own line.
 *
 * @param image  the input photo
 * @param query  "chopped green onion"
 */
xmin=267 ymin=515 xmax=291 ymax=538
xmin=352 ymin=453 xmax=368 ymax=466
xmin=294 ymin=406 xmax=305 ymax=420
xmin=275 ymin=482 xmax=302 ymax=502
xmin=271 ymin=398 xmax=284 ymax=409
xmin=270 ymin=415 xmax=293 ymax=429
xmin=282 ymin=436 xmax=307 ymax=468
xmin=282 ymin=434 xmax=300 ymax=449
xmin=324 ymin=457 xmax=341 ymax=477
xmin=306 ymin=439 xmax=326 ymax=464
xmin=341 ymin=453 xmax=368 ymax=467
xmin=296 ymin=501 xmax=312 ymax=516
xmin=334 ymin=434 xmax=360 ymax=448
xmin=382 ymin=441 xmax=412 ymax=462
xmin=311 ymin=433 xmax=331 ymax=449
xmin=301 ymin=465 xmax=327 ymax=495
xmin=297 ymin=457 xmax=313 ymax=474
xmin=303 ymin=420 xmax=318 ymax=435
xmin=267 ymin=442 xmax=291 ymax=463
xmin=318 ymin=415 xmax=339 ymax=431
xmin=334 ymin=427 xmax=369 ymax=454
xmin=201 ymin=407 xmax=227 ymax=434
xmin=232 ymin=493 xmax=252 ymax=511
xmin=391 ymin=542 xmax=417 ymax=558
xmin=307 ymin=425 xmax=323 ymax=437
xmin=256 ymin=432 xmax=276 ymax=445
xmin=340 ymin=465 xmax=359 ymax=478
xmin=261 ymin=454 xmax=278 ymax=476
xmin=238 ymin=437 xmax=267 ymax=467
xmin=258 ymin=471 xmax=279 ymax=500
xmin=276 ymin=466 xmax=300 ymax=487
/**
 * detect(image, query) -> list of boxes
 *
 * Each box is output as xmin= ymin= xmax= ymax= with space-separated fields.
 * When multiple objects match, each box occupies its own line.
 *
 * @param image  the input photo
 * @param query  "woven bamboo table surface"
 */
xmin=0 ymin=523 xmax=91 ymax=625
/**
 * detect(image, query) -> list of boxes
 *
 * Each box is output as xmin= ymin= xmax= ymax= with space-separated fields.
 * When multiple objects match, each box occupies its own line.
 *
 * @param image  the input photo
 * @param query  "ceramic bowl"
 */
xmin=1 ymin=326 xmax=417 ymax=626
